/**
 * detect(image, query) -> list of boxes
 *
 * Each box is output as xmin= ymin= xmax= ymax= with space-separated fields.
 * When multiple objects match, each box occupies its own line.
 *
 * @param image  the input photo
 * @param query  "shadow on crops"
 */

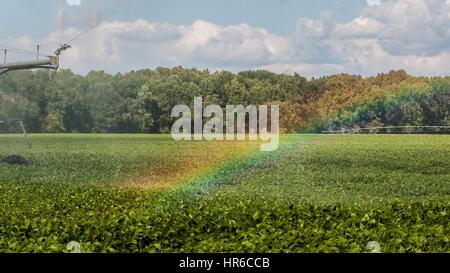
xmin=0 ymin=155 xmax=30 ymax=166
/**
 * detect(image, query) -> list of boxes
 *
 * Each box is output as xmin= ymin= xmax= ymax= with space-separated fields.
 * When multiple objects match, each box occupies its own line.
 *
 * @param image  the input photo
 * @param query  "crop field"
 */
xmin=0 ymin=134 xmax=449 ymax=253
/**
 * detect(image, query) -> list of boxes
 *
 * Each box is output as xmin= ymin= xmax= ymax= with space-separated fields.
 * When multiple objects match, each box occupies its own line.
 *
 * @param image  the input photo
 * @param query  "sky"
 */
xmin=1 ymin=0 xmax=450 ymax=77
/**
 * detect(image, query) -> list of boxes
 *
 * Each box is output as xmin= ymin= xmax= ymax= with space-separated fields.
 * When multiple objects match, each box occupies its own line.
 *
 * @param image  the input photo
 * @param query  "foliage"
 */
xmin=0 ymin=134 xmax=448 ymax=253
xmin=1 ymin=68 xmax=448 ymax=133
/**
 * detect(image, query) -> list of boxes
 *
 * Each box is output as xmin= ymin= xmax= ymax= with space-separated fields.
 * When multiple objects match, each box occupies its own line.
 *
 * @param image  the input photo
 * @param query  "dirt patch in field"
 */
xmin=0 ymin=155 xmax=30 ymax=165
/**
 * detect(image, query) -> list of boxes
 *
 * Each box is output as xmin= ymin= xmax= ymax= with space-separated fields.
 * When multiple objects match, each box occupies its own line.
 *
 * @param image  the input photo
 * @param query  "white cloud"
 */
xmin=3 ymin=0 xmax=450 ymax=77
xmin=32 ymin=19 xmax=291 ymax=72
xmin=334 ymin=17 xmax=383 ymax=38
xmin=286 ymin=0 xmax=450 ymax=76
xmin=367 ymin=0 xmax=381 ymax=6
xmin=66 ymin=0 xmax=81 ymax=6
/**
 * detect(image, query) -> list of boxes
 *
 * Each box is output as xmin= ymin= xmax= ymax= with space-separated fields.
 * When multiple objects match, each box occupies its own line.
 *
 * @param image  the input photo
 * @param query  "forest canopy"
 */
xmin=0 ymin=67 xmax=448 ymax=133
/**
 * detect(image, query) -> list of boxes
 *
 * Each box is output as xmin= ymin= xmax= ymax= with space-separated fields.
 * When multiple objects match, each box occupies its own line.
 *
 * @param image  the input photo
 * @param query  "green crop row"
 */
xmin=0 ymin=134 xmax=448 ymax=253
xmin=0 ymin=198 xmax=448 ymax=253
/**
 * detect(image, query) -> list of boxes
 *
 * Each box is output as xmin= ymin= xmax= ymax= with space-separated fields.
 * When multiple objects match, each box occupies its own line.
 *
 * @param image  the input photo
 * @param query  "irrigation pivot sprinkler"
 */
xmin=0 ymin=44 xmax=71 ymax=150
xmin=0 ymin=44 xmax=71 ymax=75
xmin=0 ymin=0 xmax=126 ymax=150
xmin=322 ymin=126 xmax=450 ymax=134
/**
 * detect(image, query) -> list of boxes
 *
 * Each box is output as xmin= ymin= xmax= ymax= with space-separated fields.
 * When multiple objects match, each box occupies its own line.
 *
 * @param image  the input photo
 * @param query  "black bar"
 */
xmin=0 ymin=253 xmax=447 ymax=272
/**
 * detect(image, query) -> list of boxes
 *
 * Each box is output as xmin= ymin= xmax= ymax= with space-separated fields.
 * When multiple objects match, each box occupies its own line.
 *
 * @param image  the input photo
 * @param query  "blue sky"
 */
xmin=0 ymin=0 xmax=367 ymax=38
xmin=1 ymin=0 xmax=450 ymax=77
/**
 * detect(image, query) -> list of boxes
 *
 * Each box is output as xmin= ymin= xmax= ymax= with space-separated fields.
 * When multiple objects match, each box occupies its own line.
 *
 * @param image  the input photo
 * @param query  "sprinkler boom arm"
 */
xmin=0 ymin=56 xmax=59 ymax=75
xmin=0 ymin=44 xmax=71 ymax=75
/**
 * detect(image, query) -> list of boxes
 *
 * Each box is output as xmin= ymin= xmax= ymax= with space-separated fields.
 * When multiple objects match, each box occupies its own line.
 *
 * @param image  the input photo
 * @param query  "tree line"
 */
xmin=0 ymin=67 xmax=448 ymax=133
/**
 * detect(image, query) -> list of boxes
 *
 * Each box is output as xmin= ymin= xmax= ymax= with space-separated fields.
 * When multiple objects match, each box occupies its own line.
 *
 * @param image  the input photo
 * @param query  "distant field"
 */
xmin=0 ymin=134 xmax=449 ymax=253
